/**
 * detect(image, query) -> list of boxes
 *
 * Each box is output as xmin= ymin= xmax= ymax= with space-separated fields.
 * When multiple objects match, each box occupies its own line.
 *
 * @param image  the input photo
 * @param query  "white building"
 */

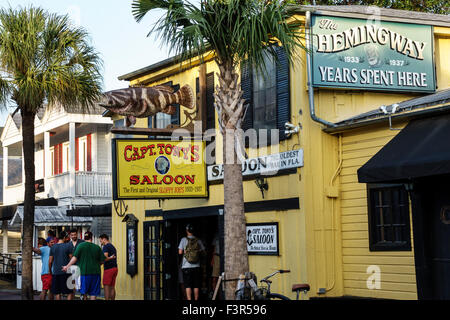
xmin=0 ymin=103 xmax=114 ymax=257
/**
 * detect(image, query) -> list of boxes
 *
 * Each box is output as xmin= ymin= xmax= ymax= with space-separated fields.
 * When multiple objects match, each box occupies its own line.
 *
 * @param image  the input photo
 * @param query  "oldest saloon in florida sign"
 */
xmin=311 ymin=15 xmax=436 ymax=92
xmin=112 ymin=139 xmax=207 ymax=199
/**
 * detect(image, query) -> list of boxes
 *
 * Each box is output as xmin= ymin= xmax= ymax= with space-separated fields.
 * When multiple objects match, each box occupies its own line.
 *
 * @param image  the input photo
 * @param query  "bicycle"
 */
xmin=213 ymin=270 xmax=310 ymax=300
xmin=250 ymin=269 xmax=310 ymax=300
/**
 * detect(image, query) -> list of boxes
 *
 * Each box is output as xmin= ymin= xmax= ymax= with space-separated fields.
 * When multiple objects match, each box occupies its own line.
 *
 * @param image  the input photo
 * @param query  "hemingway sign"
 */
xmin=311 ymin=15 xmax=435 ymax=92
xmin=112 ymin=139 xmax=208 ymax=199
xmin=207 ymin=149 xmax=304 ymax=181
xmin=246 ymin=223 xmax=279 ymax=255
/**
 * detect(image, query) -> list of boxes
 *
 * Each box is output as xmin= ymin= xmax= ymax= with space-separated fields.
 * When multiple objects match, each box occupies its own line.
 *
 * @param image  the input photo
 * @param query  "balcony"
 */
xmin=45 ymin=171 xmax=112 ymax=200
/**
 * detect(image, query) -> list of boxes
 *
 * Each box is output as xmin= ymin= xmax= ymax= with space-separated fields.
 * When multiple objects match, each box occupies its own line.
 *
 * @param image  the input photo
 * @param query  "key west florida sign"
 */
xmin=311 ymin=15 xmax=436 ymax=92
xmin=112 ymin=139 xmax=208 ymax=199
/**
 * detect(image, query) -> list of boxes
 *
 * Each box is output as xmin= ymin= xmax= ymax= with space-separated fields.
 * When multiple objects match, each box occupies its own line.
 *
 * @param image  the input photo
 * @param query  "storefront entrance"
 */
xmin=143 ymin=213 xmax=223 ymax=300
xmin=412 ymin=175 xmax=450 ymax=299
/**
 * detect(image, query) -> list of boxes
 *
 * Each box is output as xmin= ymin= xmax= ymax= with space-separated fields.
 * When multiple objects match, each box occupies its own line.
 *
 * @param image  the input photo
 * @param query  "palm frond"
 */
xmin=0 ymin=5 xmax=103 ymax=115
xmin=132 ymin=0 xmax=306 ymax=74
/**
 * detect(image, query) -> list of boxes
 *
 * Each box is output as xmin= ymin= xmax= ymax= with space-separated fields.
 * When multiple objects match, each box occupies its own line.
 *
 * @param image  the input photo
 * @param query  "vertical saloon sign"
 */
xmin=113 ymin=139 xmax=208 ymax=199
xmin=311 ymin=15 xmax=435 ymax=92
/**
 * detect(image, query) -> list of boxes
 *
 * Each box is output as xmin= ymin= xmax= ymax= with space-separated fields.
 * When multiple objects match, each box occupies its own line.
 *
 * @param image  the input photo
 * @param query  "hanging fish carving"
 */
xmin=99 ymin=84 xmax=195 ymax=127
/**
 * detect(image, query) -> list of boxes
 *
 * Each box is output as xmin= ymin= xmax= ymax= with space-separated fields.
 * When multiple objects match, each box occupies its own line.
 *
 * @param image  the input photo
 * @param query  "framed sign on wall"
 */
xmin=246 ymin=222 xmax=279 ymax=256
xmin=112 ymin=138 xmax=208 ymax=199
xmin=311 ymin=14 xmax=436 ymax=93
xmin=123 ymin=214 xmax=138 ymax=277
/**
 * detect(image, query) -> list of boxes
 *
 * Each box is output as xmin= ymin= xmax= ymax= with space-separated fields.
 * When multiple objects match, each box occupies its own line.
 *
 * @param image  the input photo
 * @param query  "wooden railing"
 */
xmin=75 ymin=172 xmax=112 ymax=198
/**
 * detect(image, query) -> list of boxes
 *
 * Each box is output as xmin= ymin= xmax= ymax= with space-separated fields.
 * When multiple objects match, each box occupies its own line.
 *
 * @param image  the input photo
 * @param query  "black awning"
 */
xmin=0 ymin=205 xmax=17 ymax=221
xmin=66 ymin=203 xmax=112 ymax=217
xmin=358 ymin=114 xmax=450 ymax=183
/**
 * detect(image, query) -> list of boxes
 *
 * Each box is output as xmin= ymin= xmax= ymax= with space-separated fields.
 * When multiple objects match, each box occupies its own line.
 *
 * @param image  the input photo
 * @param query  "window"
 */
xmin=147 ymin=82 xmax=180 ymax=133
xmin=367 ymin=184 xmax=411 ymax=251
xmin=76 ymin=135 xmax=92 ymax=172
xmin=241 ymin=46 xmax=291 ymax=146
xmin=252 ymin=53 xmax=277 ymax=131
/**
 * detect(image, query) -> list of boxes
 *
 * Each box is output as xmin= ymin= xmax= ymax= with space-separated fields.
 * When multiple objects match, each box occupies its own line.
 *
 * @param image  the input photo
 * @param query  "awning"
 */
xmin=0 ymin=205 xmax=17 ymax=221
xmin=358 ymin=114 xmax=450 ymax=183
xmin=0 ymin=198 xmax=58 ymax=221
xmin=66 ymin=203 xmax=112 ymax=217
xmin=10 ymin=206 xmax=93 ymax=227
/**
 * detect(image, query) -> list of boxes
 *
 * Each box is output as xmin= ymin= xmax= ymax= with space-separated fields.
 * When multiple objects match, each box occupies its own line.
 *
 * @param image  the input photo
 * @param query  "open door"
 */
xmin=143 ymin=221 xmax=164 ymax=300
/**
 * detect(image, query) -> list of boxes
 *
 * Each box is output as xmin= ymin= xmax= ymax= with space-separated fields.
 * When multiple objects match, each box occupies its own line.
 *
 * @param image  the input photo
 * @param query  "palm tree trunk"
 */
xmin=215 ymin=62 xmax=249 ymax=299
xmin=20 ymin=108 xmax=36 ymax=300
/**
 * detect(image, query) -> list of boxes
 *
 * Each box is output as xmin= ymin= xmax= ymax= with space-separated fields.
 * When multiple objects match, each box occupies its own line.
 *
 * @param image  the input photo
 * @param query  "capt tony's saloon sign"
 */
xmin=311 ymin=15 xmax=435 ymax=92
xmin=112 ymin=139 xmax=207 ymax=199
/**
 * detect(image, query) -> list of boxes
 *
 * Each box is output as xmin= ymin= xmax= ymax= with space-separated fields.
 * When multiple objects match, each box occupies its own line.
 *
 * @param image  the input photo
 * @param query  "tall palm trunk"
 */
xmin=215 ymin=62 xmax=249 ymax=299
xmin=20 ymin=108 xmax=36 ymax=300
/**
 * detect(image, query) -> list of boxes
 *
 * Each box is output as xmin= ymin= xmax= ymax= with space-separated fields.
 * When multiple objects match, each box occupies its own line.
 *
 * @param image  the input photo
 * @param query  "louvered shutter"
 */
xmin=171 ymin=83 xmax=180 ymax=125
xmin=75 ymin=137 xmax=79 ymax=171
xmin=241 ymin=61 xmax=253 ymax=131
xmin=87 ymin=134 xmax=92 ymax=172
xmin=206 ymin=73 xmax=215 ymax=130
xmin=275 ymin=46 xmax=290 ymax=141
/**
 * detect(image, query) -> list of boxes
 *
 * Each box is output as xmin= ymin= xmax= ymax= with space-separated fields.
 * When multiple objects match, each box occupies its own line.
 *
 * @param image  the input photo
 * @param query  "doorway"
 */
xmin=413 ymin=175 xmax=450 ymax=299
xmin=163 ymin=215 xmax=223 ymax=300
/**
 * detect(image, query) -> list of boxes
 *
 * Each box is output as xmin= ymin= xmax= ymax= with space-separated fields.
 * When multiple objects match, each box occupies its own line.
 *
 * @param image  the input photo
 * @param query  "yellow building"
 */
xmin=106 ymin=6 xmax=450 ymax=300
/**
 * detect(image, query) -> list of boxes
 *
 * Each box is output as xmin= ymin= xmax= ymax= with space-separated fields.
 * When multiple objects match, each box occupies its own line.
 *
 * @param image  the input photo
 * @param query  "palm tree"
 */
xmin=0 ymin=6 xmax=103 ymax=299
xmin=132 ymin=0 xmax=305 ymax=299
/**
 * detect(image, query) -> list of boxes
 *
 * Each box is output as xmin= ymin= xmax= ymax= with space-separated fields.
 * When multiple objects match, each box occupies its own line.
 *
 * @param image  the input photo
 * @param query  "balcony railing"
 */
xmin=3 ymin=171 xmax=112 ymax=205
xmin=75 ymin=171 xmax=112 ymax=198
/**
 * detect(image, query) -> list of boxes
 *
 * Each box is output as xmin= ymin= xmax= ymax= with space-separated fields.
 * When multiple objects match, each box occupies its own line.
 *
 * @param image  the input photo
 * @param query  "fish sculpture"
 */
xmin=99 ymin=84 xmax=195 ymax=127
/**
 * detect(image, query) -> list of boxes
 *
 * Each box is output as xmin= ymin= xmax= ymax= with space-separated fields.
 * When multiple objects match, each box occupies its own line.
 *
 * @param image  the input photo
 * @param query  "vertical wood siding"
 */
xmin=340 ymin=124 xmax=417 ymax=300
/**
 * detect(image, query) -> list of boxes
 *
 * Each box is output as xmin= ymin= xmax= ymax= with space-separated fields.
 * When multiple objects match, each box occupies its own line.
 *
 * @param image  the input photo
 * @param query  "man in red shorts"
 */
xmin=99 ymin=234 xmax=117 ymax=300
xmin=33 ymin=237 xmax=54 ymax=300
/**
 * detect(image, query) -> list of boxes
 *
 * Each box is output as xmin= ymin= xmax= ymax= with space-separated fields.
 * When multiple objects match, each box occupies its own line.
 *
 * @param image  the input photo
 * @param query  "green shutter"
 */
xmin=241 ymin=61 xmax=253 ymax=131
xmin=275 ymin=46 xmax=290 ymax=141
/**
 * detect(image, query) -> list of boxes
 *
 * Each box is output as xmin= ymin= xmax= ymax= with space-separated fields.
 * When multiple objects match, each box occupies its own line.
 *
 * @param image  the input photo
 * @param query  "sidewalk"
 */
xmin=0 ymin=279 xmax=105 ymax=300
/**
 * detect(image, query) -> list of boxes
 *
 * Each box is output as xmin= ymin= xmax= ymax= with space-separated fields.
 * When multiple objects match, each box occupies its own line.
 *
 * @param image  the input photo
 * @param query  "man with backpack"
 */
xmin=178 ymin=224 xmax=205 ymax=300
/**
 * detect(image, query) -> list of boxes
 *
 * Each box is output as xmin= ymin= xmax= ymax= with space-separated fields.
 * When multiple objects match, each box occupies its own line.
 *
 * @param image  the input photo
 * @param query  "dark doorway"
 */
xmin=163 ymin=215 xmax=223 ymax=300
xmin=413 ymin=175 xmax=450 ymax=299
xmin=143 ymin=221 xmax=164 ymax=300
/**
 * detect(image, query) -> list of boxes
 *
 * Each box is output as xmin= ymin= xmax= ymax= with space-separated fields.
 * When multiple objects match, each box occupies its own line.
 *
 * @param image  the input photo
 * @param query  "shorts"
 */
xmin=212 ymin=255 xmax=220 ymax=278
xmin=68 ymin=266 xmax=81 ymax=290
xmin=182 ymin=267 xmax=201 ymax=289
xmin=41 ymin=274 xmax=52 ymax=291
xmin=103 ymin=267 xmax=118 ymax=286
xmin=80 ymin=275 xmax=101 ymax=297
xmin=51 ymin=274 xmax=72 ymax=295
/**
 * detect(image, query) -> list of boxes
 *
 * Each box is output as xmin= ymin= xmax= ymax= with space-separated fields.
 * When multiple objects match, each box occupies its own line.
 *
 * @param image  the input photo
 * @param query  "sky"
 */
xmin=0 ymin=0 xmax=176 ymax=126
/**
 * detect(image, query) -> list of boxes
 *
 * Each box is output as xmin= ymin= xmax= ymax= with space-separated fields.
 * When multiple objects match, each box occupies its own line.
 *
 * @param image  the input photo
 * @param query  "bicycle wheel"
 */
xmin=266 ymin=293 xmax=291 ymax=300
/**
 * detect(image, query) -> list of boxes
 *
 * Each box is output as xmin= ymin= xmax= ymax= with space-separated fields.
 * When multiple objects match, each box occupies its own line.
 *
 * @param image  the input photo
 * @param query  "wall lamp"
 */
xmin=254 ymin=177 xmax=269 ymax=199
xmin=285 ymin=122 xmax=301 ymax=137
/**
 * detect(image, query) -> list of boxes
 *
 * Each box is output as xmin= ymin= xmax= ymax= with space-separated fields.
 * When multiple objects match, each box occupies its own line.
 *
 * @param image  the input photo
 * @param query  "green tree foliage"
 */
xmin=0 ymin=6 xmax=103 ymax=299
xmin=288 ymin=0 xmax=449 ymax=15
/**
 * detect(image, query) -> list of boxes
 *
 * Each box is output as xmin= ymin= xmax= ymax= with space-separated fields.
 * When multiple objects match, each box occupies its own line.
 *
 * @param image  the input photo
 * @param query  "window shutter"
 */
xmin=275 ymin=46 xmax=290 ymax=141
xmin=87 ymin=134 xmax=92 ymax=172
xmin=171 ymin=83 xmax=180 ymax=125
xmin=59 ymin=144 xmax=63 ymax=174
xmin=75 ymin=137 xmax=79 ymax=172
xmin=53 ymin=145 xmax=57 ymax=175
xmin=241 ymin=61 xmax=253 ymax=131
xmin=206 ymin=73 xmax=215 ymax=130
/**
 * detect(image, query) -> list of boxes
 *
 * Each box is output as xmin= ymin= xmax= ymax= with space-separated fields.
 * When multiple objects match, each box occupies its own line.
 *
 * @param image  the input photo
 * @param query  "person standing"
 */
xmin=62 ymin=231 xmax=105 ymax=300
xmin=67 ymin=229 xmax=84 ymax=294
xmin=99 ymin=234 xmax=117 ymax=300
xmin=49 ymin=231 xmax=74 ymax=300
xmin=32 ymin=238 xmax=54 ymax=300
xmin=178 ymin=224 xmax=205 ymax=300
xmin=46 ymin=230 xmax=56 ymax=244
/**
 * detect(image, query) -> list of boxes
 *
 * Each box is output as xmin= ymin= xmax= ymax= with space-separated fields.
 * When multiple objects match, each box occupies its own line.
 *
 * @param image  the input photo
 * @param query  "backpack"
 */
xmin=184 ymin=237 xmax=200 ymax=264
